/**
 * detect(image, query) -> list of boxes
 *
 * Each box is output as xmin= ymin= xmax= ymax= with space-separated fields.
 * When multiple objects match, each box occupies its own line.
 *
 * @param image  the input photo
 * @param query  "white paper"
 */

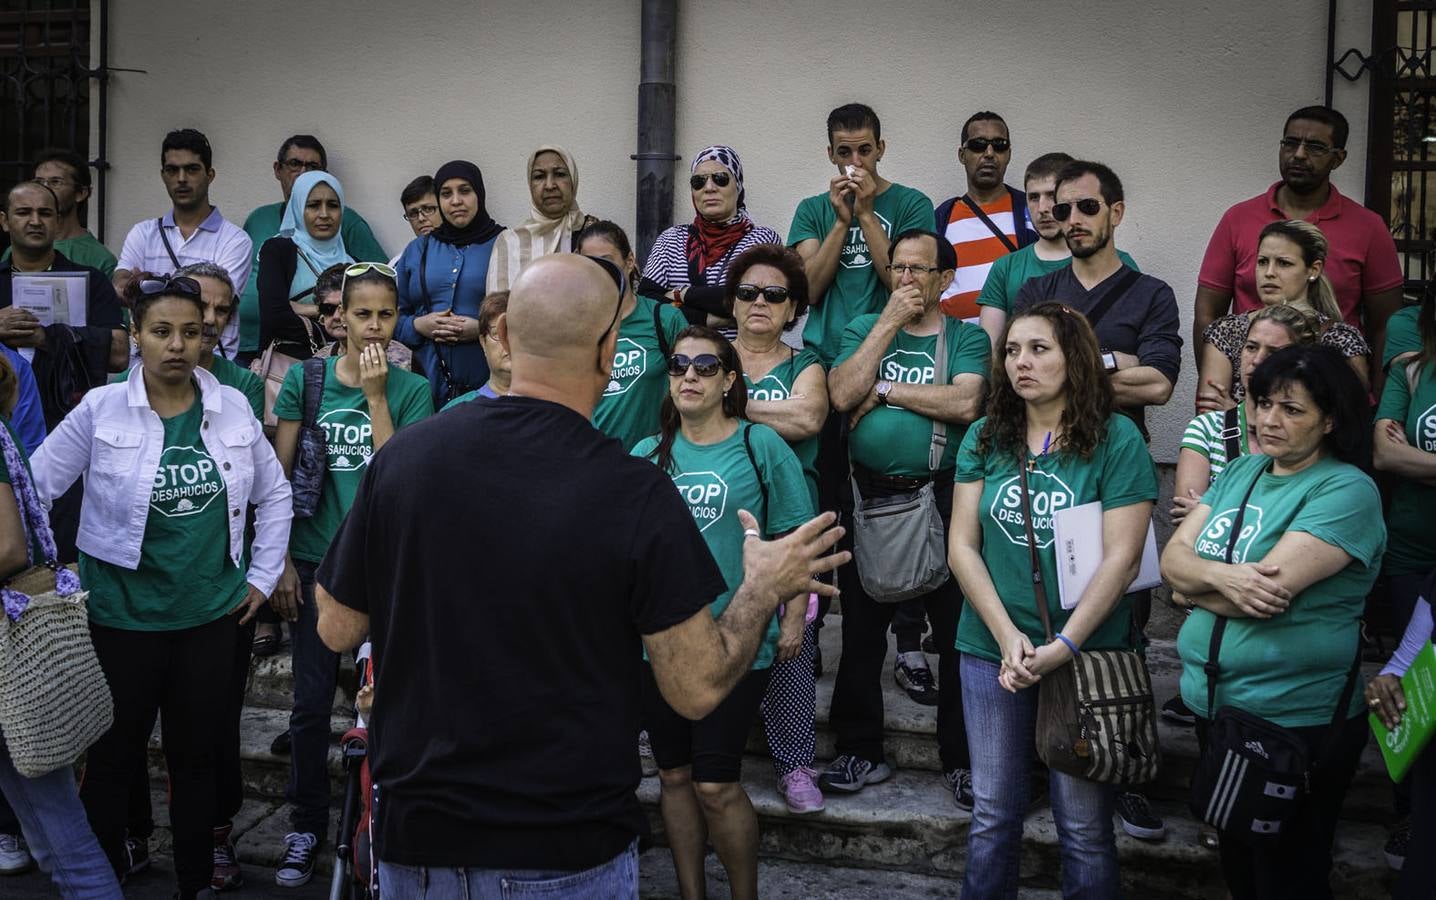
xmin=1052 ymin=501 xmax=1161 ymax=610
xmin=10 ymin=272 xmax=87 ymax=327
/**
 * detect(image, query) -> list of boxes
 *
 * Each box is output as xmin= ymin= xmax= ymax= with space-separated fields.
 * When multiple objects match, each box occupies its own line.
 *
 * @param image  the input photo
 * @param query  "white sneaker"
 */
xmin=0 ymin=832 xmax=34 ymax=875
xmin=274 ymin=832 xmax=318 ymax=888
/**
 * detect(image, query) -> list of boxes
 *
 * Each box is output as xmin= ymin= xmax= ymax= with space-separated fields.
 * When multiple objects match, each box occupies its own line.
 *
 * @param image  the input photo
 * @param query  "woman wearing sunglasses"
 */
xmin=268 ymin=263 xmax=432 ymax=886
xmin=719 ymin=245 xmax=829 ymax=814
xmin=639 ymin=146 xmax=784 ymax=336
xmin=312 ymin=262 xmax=413 ymax=371
xmin=395 ymin=160 xmax=505 ymax=408
xmin=486 ymin=144 xmax=597 ymax=293
xmin=256 ymin=170 xmax=353 ymax=359
xmin=632 ymin=327 xmax=814 ymax=900
xmin=31 ymin=275 xmax=292 ymax=900
xmin=577 ymin=221 xmax=688 ymax=450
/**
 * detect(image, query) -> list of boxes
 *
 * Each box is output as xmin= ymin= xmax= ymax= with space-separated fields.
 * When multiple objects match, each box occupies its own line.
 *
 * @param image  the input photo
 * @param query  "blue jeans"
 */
xmin=378 ymin=840 xmax=639 ymax=899
xmin=0 ymin=734 xmax=122 ymax=898
xmin=288 ymin=558 xmax=338 ymax=837
xmin=960 ymin=654 xmax=1120 ymax=900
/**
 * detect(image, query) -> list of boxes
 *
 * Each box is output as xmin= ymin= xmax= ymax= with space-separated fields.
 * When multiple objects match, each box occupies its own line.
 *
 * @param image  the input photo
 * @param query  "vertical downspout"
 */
xmin=1325 ymin=0 xmax=1338 ymax=107
xmin=633 ymin=0 xmax=678 ymax=263
xmin=94 ymin=0 xmax=109 ymax=243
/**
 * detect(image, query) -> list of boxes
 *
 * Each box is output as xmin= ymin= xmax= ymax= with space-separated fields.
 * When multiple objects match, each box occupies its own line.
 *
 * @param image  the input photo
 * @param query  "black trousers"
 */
xmin=82 ymin=616 xmax=232 ymax=893
xmin=1397 ymin=730 xmax=1436 ymax=899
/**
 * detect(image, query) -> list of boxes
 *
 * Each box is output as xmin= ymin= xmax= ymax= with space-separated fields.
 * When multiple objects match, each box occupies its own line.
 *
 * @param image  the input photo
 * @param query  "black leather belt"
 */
xmin=852 ymin=464 xmax=955 ymax=497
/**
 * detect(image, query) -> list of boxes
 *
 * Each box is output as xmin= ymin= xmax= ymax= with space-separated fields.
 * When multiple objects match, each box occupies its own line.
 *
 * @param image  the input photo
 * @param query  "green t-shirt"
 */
xmin=594 ymin=295 xmax=687 ymax=451
xmin=81 ymin=397 xmax=247 ymax=631
xmin=1383 ymin=306 xmax=1421 ymax=372
xmin=954 ymin=414 xmax=1158 ymax=662
xmin=976 ymin=245 xmax=1139 ymax=317
xmin=834 ymin=315 xmax=990 ymax=477
xmin=273 ymin=357 xmax=433 ymax=562
xmin=118 ymin=357 xmax=264 ymax=420
xmin=1178 ymin=404 xmax=1249 ymax=487
xmin=631 ymin=422 xmax=814 ymax=669
xmin=1177 ymin=453 xmax=1386 ymax=728
xmin=742 ymin=347 xmax=824 ymax=507
xmin=2 ymin=232 xmax=117 ymax=278
xmin=237 ymin=203 xmax=388 ymax=352
xmin=1376 ymin=360 xmax=1436 ymax=575
xmin=787 ymin=183 xmax=934 ymax=366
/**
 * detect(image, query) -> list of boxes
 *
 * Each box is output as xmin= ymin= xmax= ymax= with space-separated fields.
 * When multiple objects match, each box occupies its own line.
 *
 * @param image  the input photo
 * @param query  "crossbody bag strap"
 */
xmin=959 ymin=195 xmax=1018 ymax=253
xmin=301 ymin=357 xmax=326 ymax=428
xmin=1220 ymin=405 xmax=1243 ymax=462
xmin=1019 ymin=462 xmax=1054 ymax=641
xmin=156 ymin=218 xmax=182 ymax=271
xmin=928 ymin=319 xmax=949 ymax=474
xmin=741 ymin=424 xmax=768 ymax=531
xmin=1080 ymin=267 xmax=1142 ymax=331
xmin=653 ymin=299 xmax=670 ymax=359
xmin=418 ymin=235 xmax=431 ymax=306
xmin=1204 ymin=463 xmax=1267 ymax=714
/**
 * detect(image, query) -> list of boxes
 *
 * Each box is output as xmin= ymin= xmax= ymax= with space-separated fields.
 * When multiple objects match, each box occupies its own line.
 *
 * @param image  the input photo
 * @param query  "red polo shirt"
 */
xmin=1197 ymin=181 xmax=1402 ymax=328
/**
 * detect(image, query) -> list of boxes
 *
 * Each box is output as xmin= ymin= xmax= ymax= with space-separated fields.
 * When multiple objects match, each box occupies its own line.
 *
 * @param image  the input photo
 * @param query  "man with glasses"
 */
xmin=934 ymin=112 xmax=1037 ymax=325
xmin=1194 ymin=105 xmax=1402 ymax=363
xmin=235 ymin=134 xmax=388 ymax=363
xmin=0 ymin=148 xmax=115 ymax=277
xmin=398 ymin=175 xmax=440 ymax=241
xmin=824 ymin=229 xmax=989 ymax=807
xmin=113 ymin=128 xmax=253 ymax=359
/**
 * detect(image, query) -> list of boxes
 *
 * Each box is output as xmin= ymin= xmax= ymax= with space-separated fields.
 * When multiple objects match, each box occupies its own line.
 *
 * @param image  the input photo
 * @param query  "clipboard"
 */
xmin=1052 ymin=501 xmax=1161 ymax=610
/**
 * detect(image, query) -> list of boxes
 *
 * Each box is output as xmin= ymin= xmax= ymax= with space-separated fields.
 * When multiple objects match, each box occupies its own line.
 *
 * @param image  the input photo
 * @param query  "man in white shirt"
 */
xmin=113 ymin=129 xmax=252 ymax=358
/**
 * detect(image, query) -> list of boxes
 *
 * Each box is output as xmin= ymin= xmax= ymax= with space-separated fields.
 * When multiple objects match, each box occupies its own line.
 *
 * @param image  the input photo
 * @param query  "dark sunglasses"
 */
xmin=734 ymin=284 xmax=791 ymax=304
xmin=964 ymin=137 xmax=1010 ymax=154
xmin=318 ymin=302 xmax=339 ymax=317
xmin=138 ymin=275 xmax=202 ymax=299
xmin=667 ymin=353 xmax=723 ymax=377
xmin=1051 ymin=198 xmax=1104 ymax=221
xmin=689 ymin=172 xmax=732 ymax=191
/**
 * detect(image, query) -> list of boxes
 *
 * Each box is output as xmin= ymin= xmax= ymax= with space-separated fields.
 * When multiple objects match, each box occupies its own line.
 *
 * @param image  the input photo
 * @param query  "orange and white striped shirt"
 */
xmin=940 ymin=193 xmax=1020 ymax=322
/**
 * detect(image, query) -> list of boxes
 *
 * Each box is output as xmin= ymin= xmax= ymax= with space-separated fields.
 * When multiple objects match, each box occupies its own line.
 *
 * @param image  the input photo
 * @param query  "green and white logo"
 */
xmin=989 ymin=470 xmax=1075 ymax=549
xmin=674 ymin=470 xmax=728 ymax=533
xmin=318 ymin=408 xmax=373 ymax=473
xmin=1195 ymin=506 xmax=1264 ymax=562
xmin=880 ymin=349 xmax=936 ymax=385
xmin=606 ymin=338 xmax=648 ymax=397
xmin=1418 ymin=402 xmax=1436 ymax=452
xmin=150 ymin=444 xmax=224 ymax=518
xmin=839 ymin=212 xmax=892 ymax=270
xmin=747 ymin=373 xmax=791 ymax=401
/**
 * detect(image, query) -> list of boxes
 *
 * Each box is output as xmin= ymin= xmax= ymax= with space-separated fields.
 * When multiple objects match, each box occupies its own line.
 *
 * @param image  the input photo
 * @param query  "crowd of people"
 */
xmin=0 ymin=98 xmax=1429 ymax=900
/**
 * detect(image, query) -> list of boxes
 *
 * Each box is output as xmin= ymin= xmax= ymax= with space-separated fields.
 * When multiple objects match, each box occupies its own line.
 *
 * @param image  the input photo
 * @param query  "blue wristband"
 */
xmin=1054 ymin=633 xmax=1080 ymax=657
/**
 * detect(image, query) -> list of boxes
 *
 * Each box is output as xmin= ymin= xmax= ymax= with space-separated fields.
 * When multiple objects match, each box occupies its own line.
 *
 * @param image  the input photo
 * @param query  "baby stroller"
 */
xmin=329 ymin=641 xmax=378 ymax=900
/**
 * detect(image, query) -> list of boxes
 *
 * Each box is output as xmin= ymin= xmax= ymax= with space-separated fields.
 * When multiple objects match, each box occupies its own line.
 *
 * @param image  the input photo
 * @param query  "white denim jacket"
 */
xmin=31 ymin=364 xmax=293 ymax=597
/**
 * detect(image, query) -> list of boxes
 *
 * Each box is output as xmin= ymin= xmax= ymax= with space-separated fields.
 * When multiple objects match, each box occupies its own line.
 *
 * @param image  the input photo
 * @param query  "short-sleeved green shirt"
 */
xmin=954 ymin=414 xmax=1158 ymax=662
xmin=118 ymin=356 xmax=264 ymax=421
xmin=1376 ymin=360 xmax=1436 ymax=575
xmin=594 ymin=295 xmax=688 ymax=451
xmin=632 ymin=422 xmax=814 ymax=669
xmin=1179 ymin=404 xmax=1249 ymax=487
xmin=976 ymin=246 xmax=1138 ymax=317
xmin=1178 ymin=453 xmax=1386 ymax=728
xmin=835 ymin=315 xmax=990 ymax=477
xmin=742 ymin=347 xmax=824 ymax=507
xmin=1383 ymin=306 xmax=1421 ymax=372
xmin=81 ymin=397 xmax=247 ymax=631
xmin=273 ymin=357 xmax=433 ymax=562
xmin=788 ymin=184 xmax=934 ymax=366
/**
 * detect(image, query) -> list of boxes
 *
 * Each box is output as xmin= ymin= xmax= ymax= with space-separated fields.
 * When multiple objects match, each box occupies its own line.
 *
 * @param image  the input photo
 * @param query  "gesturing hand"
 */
xmin=738 ymin=509 xmax=848 ymax=607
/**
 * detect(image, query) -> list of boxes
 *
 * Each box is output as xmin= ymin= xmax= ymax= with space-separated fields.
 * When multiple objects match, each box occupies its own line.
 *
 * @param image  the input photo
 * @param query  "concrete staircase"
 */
xmin=155 ymin=614 xmax=1399 ymax=898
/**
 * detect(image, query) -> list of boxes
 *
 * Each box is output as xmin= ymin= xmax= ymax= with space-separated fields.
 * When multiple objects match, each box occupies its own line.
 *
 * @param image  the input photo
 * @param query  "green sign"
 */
xmin=1371 ymin=640 xmax=1436 ymax=783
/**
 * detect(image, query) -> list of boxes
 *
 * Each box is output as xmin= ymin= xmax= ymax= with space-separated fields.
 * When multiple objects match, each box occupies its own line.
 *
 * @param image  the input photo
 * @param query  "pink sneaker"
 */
xmin=779 ymin=767 xmax=826 ymax=814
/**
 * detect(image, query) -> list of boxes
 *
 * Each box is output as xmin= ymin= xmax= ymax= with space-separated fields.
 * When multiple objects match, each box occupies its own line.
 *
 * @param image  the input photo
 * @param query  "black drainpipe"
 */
xmin=1325 ymin=0 xmax=1338 ymax=107
xmin=633 ymin=0 xmax=678 ymax=264
xmin=93 ymin=0 xmax=110 ymax=243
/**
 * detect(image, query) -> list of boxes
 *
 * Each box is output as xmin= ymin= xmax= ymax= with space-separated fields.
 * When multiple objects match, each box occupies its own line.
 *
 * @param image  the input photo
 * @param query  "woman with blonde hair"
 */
xmin=486 ymin=145 xmax=596 ymax=292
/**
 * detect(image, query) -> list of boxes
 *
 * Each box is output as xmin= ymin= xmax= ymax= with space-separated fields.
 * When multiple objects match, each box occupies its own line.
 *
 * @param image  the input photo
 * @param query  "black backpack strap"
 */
xmin=958 ymin=195 xmax=1017 ymax=253
xmin=1204 ymin=464 xmax=1266 ymax=715
xmin=156 ymin=217 xmax=181 ymax=271
xmin=301 ymin=357 xmax=326 ymax=429
xmin=1080 ymin=266 xmax=1142 ymax=331
xmin=1220 ymin=406 xmax=1243 ymax=463
xmin=742 ymin=424 xmax=768 ymax=531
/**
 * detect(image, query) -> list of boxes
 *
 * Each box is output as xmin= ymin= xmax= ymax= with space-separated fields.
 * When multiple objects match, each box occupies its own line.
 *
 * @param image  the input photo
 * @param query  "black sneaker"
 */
xmin=946 ymin=768 xmax=974 ymax=811
xmin=894 ymin=654 xmax=939 ymax=706
xmin=921 ymin=633 xmax=937 ymax=654
xmin=1115 ymin=791 xmax=1166 ymax=840
xmin=274 ymin=832 xmax=318 ymax=888
xmin=124 ymin=836 xmax=150 ymax=878
xmin=1160 ymin=695 xmax=1196 ymax=727
xmin=1386 ymin=816 xmax=1410 ymax=870
xmin=270 ymin=730 xmax=291 ymax=755
xmin=818 ymin=754 xmax=892 ymax=794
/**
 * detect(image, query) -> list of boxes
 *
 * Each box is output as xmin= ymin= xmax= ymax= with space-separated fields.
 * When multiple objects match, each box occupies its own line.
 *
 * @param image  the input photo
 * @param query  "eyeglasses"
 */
xmin=33 ymin=177 xmax=74 ymax=189
xmin=734 ymin=284 xmax=791 ymax=304
xmin=689 ymin=172 xmax=732 ymax=191
xmin=964 ymin=137 xmax=1010 ymax=154
xmin=281 ymin=158 xmax=324 ymax=173
xmin=886 ymin=264 xmax=940 ymax=276
xmin=1051 ymin=198 xmax=1104 ymax=221
xmin=1279 ymin=137 xmax=1335 ymax=158
xmin=582 ymin=256 xmax=628 ymax=346
xmin=138 ymin=275 xmax=202 ymax=299
xmin=317 ymin=302 xmax=339 ymax=317
xmin=667 ymin=353 xmax=724 ymax=377
xmin=402 ymin=204 xmax=439 ymax=222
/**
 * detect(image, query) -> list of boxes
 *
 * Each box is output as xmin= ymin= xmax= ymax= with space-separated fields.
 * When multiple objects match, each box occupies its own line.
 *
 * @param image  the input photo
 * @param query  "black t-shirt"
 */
xmin=316 ymin=395 xmax=724 ymax=871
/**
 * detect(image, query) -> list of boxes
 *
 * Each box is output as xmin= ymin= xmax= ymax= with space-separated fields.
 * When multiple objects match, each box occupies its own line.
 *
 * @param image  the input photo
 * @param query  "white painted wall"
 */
xmin=98 ymin=0 xmax=1376 ymax=460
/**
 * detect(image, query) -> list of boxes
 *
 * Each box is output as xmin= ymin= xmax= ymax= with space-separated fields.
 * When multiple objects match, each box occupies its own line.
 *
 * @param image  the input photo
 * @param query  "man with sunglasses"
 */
xmin=934 ymin=112 xmax=1037 ymax=324
xmin=234 ymin=134 xmax=389 ymax=363
xmin=1194 ymin=105 xmax=1402 ymax=370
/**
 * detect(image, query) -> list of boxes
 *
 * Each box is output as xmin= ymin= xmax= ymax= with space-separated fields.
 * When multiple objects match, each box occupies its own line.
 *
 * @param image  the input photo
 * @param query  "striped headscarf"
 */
xmin=687 ymin=145 xmax=753 ymax=275
xmin=486 ymin=145 xmax=589 ymax=292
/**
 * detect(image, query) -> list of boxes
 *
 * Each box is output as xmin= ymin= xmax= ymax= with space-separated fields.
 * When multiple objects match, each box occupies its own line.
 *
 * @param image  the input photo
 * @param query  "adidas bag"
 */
xmin=1189 ymin=706 xmax=1309 ymax=844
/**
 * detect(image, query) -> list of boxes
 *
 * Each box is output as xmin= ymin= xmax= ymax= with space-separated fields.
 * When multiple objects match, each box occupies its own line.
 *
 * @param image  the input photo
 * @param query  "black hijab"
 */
xmin=431 ymin=160 xmax=504 ymax=247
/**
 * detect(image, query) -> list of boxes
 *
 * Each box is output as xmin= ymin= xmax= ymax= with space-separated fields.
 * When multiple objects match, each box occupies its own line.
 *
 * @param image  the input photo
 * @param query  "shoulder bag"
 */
xmin=0 ymin=425 xmax=113 ymax=777
xmin=290 ymin=357 xmax=328 ymax=519
xmin=1188 ymin=462 xmax=1362 ymax=844
xmin=1023 ymin=462 xmax=1161 ymax=784
xmin=849 ymin=322 xmax=952 ymax=604
xmin=249 ymin=316 xmax=322 ymax=436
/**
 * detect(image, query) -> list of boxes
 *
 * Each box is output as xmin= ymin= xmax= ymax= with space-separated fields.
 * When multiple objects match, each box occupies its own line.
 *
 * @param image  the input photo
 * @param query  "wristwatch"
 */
xmin=875 ymin=380 xmax=894 ymax=404
xmin=1100 ymin=350 xmax=1118 ymax=374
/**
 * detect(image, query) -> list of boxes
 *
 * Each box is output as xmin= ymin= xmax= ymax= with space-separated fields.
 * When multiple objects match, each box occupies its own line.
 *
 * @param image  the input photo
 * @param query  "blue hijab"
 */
xmin=279 ymin=170 xmax=352 ymax=300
